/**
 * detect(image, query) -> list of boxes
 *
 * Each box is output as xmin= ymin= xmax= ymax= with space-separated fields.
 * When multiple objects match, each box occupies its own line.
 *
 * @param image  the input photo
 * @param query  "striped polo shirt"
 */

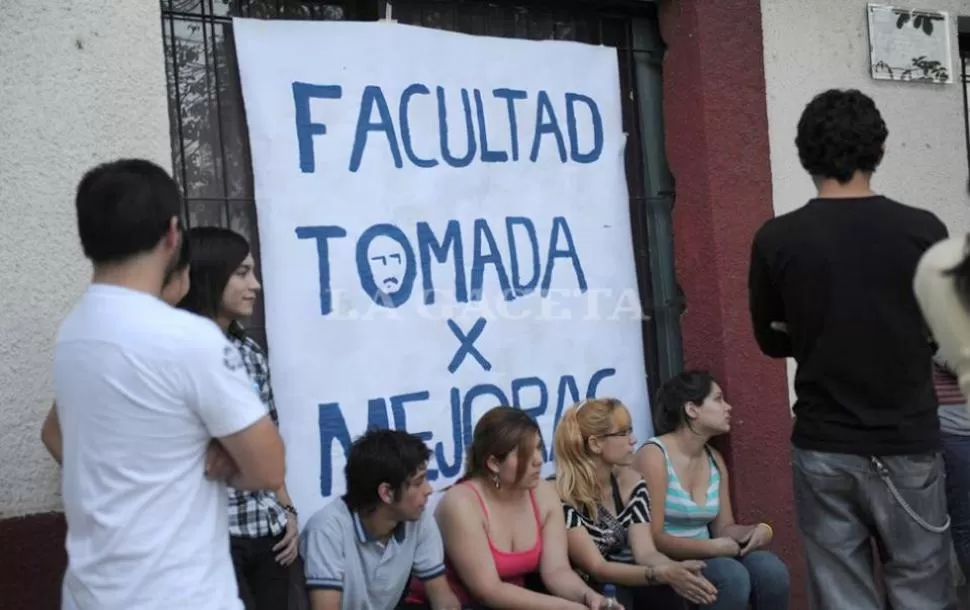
xmin=646 ymin=438 xmax=720 ymax=540
xmin=300 ymin=499 xmax=446 ymax=610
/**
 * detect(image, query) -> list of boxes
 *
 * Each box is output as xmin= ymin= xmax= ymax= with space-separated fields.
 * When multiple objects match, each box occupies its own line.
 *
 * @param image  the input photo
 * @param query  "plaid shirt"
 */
xmin=226 ymin=323 xmax=288 ymax=538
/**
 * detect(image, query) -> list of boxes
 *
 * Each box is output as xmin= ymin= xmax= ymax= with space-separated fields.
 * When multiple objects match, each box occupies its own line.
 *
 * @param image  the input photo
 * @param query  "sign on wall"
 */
xmin=233 ymin=18 xmax=651 ymax=520
xmin=867 ymin=4 xmax=953 ymax=84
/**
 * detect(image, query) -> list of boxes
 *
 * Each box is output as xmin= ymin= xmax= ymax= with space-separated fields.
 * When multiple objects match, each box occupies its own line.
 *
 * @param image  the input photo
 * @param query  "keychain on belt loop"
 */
xmin=870 ymin=456 xmax=950 ymax=534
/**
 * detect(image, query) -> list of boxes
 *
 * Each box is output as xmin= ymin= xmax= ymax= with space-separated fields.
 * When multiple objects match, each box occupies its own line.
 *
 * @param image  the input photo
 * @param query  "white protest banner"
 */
xmin=233 ymin=18 xmax=651 ymax=521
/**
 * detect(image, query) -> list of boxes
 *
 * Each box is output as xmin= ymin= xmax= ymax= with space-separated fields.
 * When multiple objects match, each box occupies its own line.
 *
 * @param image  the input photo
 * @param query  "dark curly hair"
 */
xmin=795 ymin=89 xmax=888 ymax=184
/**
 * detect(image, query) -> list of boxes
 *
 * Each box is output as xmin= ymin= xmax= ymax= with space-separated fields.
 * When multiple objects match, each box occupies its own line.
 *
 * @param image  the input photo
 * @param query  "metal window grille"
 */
xmin=960 ymin=48 xmax=970 ymax=183
xmin=962 ymin=20 xmax=970 ymax=184
xmin=160 ymin=0 xmax=671 ymax=390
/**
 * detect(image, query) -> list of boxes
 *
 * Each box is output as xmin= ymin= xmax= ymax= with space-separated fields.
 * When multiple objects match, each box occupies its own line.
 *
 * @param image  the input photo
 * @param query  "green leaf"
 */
xmin=922 ymin=17 xmax=933 ymax=35
xmin=896 ymin=13 xmax=910 ymax=28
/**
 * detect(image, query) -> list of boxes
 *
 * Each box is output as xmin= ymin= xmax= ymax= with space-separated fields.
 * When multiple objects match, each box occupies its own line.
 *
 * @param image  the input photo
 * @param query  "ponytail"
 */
xmin=654 ymin=371 xmax=715 ymax=435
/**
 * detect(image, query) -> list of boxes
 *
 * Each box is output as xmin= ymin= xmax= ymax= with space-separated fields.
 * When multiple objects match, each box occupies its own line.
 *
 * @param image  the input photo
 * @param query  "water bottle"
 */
xmin=602 ymin=583 xmax=619 ymax=609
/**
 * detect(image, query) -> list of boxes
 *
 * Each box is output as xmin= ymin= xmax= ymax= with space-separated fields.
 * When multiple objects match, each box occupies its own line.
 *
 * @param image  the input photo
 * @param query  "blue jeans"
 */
xmin=700 ymin=550 xmax=790 ymax=610
xmin=614 ymin=584 xmax=689 ymax=609
xmin=943 ymin=432 xmax=970 ymax=577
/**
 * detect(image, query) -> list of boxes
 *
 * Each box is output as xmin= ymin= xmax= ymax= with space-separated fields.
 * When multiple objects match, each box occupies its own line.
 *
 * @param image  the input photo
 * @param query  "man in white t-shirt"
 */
xmin=54 ymin=159 xmax=286 ymax=610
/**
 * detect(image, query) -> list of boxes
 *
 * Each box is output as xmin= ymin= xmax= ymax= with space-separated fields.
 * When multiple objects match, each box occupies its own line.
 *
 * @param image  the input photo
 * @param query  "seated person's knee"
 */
xmin=742 ymin=550 xmax=790 ymax=595
xmin=704 ymin=557 xmax=752 ymax=609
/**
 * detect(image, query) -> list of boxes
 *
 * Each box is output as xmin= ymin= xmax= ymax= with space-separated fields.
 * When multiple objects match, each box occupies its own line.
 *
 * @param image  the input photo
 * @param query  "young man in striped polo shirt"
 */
xmin=300 ymin=429 xmax=460 ymax=610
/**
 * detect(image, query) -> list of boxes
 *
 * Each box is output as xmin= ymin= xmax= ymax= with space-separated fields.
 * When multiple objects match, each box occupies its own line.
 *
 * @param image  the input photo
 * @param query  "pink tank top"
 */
xmin=406 ymin=481 xmax=544 ymax=605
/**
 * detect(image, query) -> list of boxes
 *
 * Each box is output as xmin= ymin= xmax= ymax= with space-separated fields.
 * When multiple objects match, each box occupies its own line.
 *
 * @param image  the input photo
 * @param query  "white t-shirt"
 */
xmin=915 ymin=236 xmax=970 ymax=400
xmin=54 ymin=284 xmax=269 ymax=610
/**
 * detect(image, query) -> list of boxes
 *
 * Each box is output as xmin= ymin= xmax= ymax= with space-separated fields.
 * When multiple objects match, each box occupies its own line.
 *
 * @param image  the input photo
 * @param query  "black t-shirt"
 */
xmin=749 ymin=196 xmax=948 ymax=455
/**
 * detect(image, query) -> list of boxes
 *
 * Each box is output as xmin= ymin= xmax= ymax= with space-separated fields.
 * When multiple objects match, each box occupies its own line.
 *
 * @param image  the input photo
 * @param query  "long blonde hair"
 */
xmin=554 ymin=398 xmax=630 ymax=518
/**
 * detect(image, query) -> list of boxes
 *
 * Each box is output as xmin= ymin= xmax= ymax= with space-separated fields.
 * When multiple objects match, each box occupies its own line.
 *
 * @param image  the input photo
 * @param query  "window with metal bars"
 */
xmin=159 ymin=0 xmax=678 ymax=391
xmin=961 ymin=18 xmax=970 ymax=182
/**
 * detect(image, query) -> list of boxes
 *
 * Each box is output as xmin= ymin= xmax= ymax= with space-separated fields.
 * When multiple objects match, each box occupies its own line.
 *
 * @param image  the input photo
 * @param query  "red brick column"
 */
xmin=658 ymin=0 xmax=805 ymax=607
xmin=0 ymin=512 xmax=66 ymax=609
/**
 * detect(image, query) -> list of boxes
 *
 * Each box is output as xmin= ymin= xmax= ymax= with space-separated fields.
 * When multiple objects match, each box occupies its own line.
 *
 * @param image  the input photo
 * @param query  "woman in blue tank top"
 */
xmin=632 ymin=371 xmax=791 ymax=610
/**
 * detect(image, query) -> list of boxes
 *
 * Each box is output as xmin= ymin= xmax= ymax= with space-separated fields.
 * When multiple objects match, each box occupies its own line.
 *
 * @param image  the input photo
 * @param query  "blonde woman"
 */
xmin=555 ymin=398 xmax=718 ymax=608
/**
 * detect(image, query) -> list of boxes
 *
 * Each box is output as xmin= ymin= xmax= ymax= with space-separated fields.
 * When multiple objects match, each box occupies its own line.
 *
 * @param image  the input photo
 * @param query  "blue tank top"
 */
xmin=647 ymin=438 xmax=720 ymax=540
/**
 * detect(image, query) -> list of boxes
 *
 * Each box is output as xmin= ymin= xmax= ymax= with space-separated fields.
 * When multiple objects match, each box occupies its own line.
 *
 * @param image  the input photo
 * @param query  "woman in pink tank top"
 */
xmin=406 ymin=407 xmax=608 ymax=609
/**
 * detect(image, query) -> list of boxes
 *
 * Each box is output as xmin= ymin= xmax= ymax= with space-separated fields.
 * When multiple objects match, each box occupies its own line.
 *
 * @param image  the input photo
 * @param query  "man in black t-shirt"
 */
xmin=748 ymin=89 xmax=954 ymax=609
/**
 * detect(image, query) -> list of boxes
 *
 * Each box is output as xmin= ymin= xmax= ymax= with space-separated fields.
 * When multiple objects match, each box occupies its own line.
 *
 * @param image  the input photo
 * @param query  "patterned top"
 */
xmin=562 ymin=475 xmax=651 ymax=564
xmin=226 ymin=322 xmax=288 ymax=539
xmin=646 ymin=438 xmax=720 ymax=540
xmin=933 ymin=357 xmax=970 ymax=435
xmin=934 ymin=361 xmax=964 ymax=406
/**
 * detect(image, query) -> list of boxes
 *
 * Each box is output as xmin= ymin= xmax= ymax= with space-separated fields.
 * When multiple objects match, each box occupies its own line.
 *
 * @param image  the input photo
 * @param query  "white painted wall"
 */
xmin=761 ymin=0 xmax=970 ymax=405
xmin=0 ymin=0 xmax=171 ymax=518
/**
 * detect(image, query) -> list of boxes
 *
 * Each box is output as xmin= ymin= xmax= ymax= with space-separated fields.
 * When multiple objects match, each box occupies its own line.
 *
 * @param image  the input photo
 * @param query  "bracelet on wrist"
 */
xmin=644 ymin=565 xmax=657 ymax=584
xmin=282 ymin=504 xmax=298 ymax=517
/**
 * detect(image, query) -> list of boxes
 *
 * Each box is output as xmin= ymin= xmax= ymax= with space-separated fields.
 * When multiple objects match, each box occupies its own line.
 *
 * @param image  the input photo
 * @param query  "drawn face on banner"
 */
xmin=366 ymin=235 xmax=406 ymax=296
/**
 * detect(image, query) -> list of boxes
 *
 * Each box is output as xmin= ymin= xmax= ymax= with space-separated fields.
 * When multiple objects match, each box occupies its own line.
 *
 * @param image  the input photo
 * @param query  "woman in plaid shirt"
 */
xmin=179 ymin=226 xmax=298 ymax=610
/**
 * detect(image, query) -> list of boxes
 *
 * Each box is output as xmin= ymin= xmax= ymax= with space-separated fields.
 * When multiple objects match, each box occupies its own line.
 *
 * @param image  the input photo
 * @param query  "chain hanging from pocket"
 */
xmin=870 ymin=456 xmax=951 ymax=534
